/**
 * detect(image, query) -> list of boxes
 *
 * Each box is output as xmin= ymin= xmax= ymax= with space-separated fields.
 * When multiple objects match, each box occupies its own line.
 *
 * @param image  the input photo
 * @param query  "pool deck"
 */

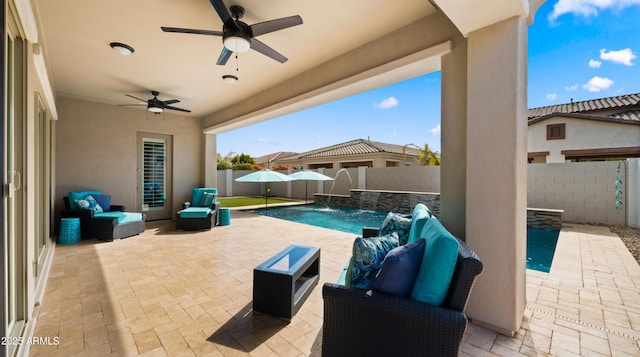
xmin=29 ymin=211 xmax=640 ymax=356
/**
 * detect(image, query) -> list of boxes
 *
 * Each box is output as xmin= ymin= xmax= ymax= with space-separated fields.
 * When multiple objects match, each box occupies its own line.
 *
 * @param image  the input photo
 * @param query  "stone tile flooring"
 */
xmin=29 ymin=212 xmax=640 ymax=356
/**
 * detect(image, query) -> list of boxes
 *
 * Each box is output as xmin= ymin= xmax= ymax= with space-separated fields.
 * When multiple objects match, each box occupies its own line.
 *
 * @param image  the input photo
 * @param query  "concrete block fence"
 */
xmin=218 ymin=158 xmax=640 ymax=227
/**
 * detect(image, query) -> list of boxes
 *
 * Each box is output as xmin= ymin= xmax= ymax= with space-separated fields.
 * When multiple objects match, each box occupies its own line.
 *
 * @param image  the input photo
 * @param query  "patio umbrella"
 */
xmin=235 ymin=170 xmax=293 ymax=211
xmin=288 ymin=170 xmax=334 ymax=203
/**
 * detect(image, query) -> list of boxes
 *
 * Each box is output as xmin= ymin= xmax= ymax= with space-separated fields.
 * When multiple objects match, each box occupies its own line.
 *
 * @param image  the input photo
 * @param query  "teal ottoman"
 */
xmin=59 ymin=217 xmax=81 ymax=244
xmin=219 ymin=208 xmax=231 ymax=226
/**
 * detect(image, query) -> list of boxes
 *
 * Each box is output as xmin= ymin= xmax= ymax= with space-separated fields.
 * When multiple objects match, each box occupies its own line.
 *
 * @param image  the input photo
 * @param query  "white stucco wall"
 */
xmin=528 ymin=116 xmax=640 ymax=163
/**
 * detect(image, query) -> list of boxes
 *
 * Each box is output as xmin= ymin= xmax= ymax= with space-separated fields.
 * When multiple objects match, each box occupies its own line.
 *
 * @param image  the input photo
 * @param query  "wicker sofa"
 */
xmin=61 ymin=191 xmax=145 ymax=241
xmin=322 ymin=205 xmax=483 ymax=357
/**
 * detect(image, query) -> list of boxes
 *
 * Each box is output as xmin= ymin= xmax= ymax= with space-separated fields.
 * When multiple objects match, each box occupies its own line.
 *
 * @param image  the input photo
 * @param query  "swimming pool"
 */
xmin=246 ymin=204 xmax=559 ymax=272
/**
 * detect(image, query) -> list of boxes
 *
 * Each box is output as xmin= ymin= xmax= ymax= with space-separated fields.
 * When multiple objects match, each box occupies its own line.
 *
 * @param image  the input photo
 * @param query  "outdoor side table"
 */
xmin=59 ymin=217 xmax=81 ymax=244
xmin=253 ymin=245 xmax=320 ymax=320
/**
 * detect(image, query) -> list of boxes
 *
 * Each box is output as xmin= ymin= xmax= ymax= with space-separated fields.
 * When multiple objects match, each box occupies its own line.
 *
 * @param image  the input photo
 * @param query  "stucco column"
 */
xmin=440 ymin=37 xmax=467 ymax=239
xmin=464 ymin=17 xmax=528 ymax=336
xmin=204 ymin=133 xmax=218 ymax=188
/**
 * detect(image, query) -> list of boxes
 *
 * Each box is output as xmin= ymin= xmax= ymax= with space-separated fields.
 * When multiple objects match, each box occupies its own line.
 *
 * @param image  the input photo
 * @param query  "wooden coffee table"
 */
xmin=253 ymin=245 xmax=320 ymax=320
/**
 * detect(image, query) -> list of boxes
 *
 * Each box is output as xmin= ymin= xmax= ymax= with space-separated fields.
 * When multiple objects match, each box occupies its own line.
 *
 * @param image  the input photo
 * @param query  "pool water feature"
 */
xmin=246 ymin=205 xmax=559 ymax=273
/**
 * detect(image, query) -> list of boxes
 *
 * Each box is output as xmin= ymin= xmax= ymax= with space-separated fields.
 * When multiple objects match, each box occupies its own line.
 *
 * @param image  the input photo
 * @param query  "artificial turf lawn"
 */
xmin=217 ymin=196 xmax=295 ymax=207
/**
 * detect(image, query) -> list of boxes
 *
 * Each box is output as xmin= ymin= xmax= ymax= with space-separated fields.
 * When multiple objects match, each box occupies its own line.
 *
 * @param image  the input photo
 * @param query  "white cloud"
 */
xmin=600 ymin=48 xmax=637 ymax=66
xmin=430 ymin=124 xmax=441 ymax=135
xmin=589 ymin=59 xmax=602 ymax=68
xmin=565 ymin=84 xmax=579 ymax=91
xmin=582 ymin=76 xmax=614 ymax=92
xmin=374 ymin=97 xmax=399 ymax=110
xmin=546 ymin=93 xmax=558 ymax=101
xmin=549 ymin=0 xmax=640 ymax=21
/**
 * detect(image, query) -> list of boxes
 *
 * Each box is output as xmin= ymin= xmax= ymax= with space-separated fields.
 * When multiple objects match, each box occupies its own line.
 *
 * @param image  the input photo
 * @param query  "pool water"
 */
xmin=526 ymin=228 xmax=560 ymax=273
xmin=246 ymin=205 xmax=559 ymax=273
xmin=246 ymin=205 xmax=388 ymax=234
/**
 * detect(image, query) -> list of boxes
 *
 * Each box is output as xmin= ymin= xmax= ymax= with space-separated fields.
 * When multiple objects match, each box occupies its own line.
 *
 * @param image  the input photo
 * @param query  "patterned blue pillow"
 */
xmin=75 ymin=195 xmax=103 ymax=213
xmin=378 ymin=212 xmax=412 ymax=245
xmin=199 ymin=192 xmax=217 ymax=207
xmin=346 ymin=233 xmax=399 ymax=289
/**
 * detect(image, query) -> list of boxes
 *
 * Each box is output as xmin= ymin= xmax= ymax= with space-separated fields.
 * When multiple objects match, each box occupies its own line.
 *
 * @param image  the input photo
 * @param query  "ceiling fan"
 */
xmin=161 ymin=0 xmax=302 ymax=65
xmin=121 ymin=91 xmax=191 ymax=114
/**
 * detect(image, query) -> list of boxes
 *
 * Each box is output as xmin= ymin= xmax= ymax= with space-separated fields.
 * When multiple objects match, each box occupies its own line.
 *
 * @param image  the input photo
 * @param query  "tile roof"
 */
xmin=612 ymin=109 xmax=640 ymax=122
xmin=528 ymin=92 xmax=640 ymax=119
xmin=253 ymin=151 xmax=298 ymax=165
xmin=278 ymin=139 xmax=419 ymax=160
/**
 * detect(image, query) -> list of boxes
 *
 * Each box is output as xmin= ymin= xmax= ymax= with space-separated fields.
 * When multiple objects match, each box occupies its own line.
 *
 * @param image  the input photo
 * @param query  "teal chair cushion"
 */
xmin=95 ymin=212 xmax=143 ymax=224
xmin=178 ymin=207 xmax=212 ymax=218
xmin=410 ymin=217 xmax=459 ymax=306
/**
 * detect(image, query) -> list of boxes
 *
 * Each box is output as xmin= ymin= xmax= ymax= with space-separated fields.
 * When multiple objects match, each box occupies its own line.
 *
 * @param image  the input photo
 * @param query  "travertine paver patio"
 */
xmin=29 ymin=211 xmax=640 ymax=356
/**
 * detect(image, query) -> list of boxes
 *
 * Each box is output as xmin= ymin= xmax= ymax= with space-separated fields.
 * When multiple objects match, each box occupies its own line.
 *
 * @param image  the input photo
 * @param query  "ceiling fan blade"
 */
xmin=250 ymin=15 xmax=303 ymax=37
xmin=118 ymin=104 xmax=146 ymax=107
xmin=209 ymin=0 xmax=239 ymax=31
xmin=216 ymin=47 xmax=233 ymax=65
xmin=165 ymin=105 xmax=191 ymax=113
xmin=161 ymin=26 xmax=223 ymax=36
xmin=125 ymin=94 xmax=148 ymax=103
xmin=162 ymin=99 xmax=180 ymax=105
xmin=249 ymin=38 xmax=287 ymax=63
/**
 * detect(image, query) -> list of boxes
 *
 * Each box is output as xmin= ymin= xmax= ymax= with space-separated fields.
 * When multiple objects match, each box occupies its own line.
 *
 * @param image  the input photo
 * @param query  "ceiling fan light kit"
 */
xmin=109 ymin=42 xmax=134 ymax=56
xmin=223 ymin=35 xmax=250 ymax=52
xmin=161 ymin=0 xmax=302 ymax=65
xmin=222 ymin=74 xmax=238 ymax=83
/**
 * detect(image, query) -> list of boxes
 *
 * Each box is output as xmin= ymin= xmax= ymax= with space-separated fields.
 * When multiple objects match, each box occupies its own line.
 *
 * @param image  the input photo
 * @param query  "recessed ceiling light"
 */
xmin=110 ymin=42 xmax=134 ymax=56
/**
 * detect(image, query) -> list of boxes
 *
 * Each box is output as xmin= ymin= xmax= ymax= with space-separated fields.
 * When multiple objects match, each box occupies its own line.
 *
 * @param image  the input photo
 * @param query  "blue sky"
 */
xmin=218 ymin=0 xmax=640 ymax=158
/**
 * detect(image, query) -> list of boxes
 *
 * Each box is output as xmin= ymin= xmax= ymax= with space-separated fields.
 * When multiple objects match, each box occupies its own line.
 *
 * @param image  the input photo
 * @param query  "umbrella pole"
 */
xmin=305 ymin=181 xmax=308 ymax=204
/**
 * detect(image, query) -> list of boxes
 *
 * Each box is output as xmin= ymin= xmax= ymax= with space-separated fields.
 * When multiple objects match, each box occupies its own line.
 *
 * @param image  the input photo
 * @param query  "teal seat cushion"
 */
xmin=407 ymin=205 xmax=431 ymax=244
xmin=336 ymin=258 xmax=352 ymax=286
xmin=191 ymin=188 xmax=217 ymax=207
xmin=69 ymin=190 xmax=101 ymax=209
xmin=345 ymin=233 xmax=399 ymax=289
xmin=95 ymin=212 xmax=143 ymax=224
xmin=410 ymin=217 xmax=459 ymax=306
xmin=178 ymin=207 xmax=212 ymax=218
xmin=378 ymin=212 xmax=412 ymax=245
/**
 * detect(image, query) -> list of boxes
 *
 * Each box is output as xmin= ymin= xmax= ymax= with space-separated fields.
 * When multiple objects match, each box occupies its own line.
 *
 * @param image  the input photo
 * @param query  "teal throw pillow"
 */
xmin=410 ymin=218 xmax=459 ymax=306
xmin=378 ymin=212 xmax=412 ymax=245
xmin=371 ymin=238 xmax=426 ymax=297
xmin=199 ymin=192 xmax=217 ymax=207
xmin=346 ymin=233 xmax=399 ymax=289
xmin=75 ymin=195 xmax=103 ymax=213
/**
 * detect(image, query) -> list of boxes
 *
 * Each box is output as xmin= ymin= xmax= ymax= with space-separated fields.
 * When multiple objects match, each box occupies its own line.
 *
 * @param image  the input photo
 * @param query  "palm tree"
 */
xmin=217 ymin=151 xmax=237 ymax=170
xmin=403 ymin=143 xmax=440 ymax=166
xmin=417 ymin=144 xmax=440 ymax=166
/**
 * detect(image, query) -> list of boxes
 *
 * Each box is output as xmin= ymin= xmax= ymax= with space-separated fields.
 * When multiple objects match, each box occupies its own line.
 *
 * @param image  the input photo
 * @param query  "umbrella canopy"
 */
xmin=235 ymin=170 xmax=293 ymax=211
xmin=288 ymin=170 xmax=334 ymax=181
xmin=288 ymin=170 xmax=334 ymax=203
xmin=235 ymin=169 xmax=293 ymax=183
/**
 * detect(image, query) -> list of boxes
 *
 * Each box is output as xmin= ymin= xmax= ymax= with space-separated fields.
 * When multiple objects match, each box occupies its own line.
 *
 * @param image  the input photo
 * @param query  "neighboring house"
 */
xmin=254 ymin=151 xmax=298 ymax=168
xmin=273 ymin=139 xmax=420 ymax=169
xmin=528 ymin=93 xmax=640 ymax=163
